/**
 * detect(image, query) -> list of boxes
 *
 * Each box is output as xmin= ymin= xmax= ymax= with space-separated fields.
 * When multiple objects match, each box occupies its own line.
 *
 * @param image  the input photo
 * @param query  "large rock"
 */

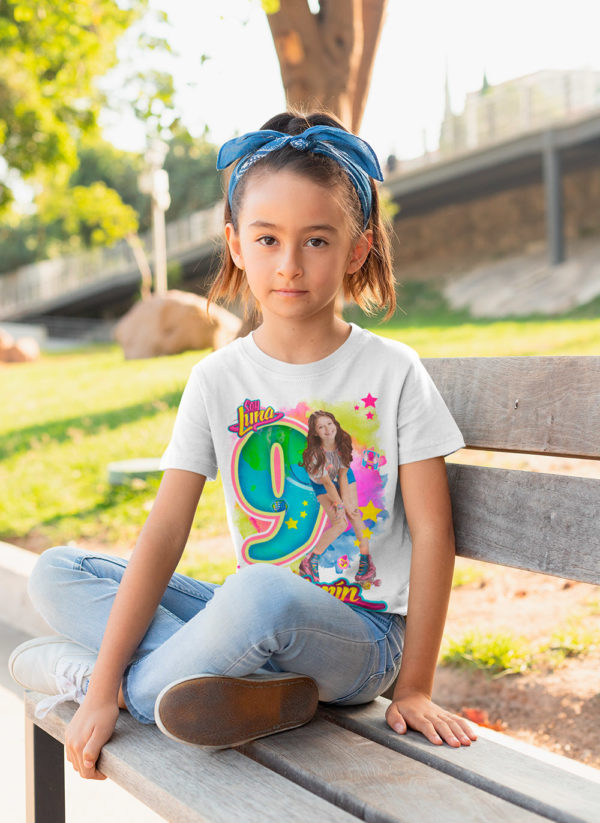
xmin=1 ymin=337 xmax=40 ymax=363
xmin=0 ymin=328 xmax=14 ymax=355
xmin=114 ymin=290 xmax=243 ymax=359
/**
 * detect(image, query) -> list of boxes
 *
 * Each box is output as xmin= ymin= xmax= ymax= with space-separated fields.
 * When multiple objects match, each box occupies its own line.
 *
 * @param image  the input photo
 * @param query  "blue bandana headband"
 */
xmin=216 ymin=125 xmax=383 ymax=230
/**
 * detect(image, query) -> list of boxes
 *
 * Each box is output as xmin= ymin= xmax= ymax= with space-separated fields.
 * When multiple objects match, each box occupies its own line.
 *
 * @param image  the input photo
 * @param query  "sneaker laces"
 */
xmin=35 ymin=660 xmax=90 ymax=719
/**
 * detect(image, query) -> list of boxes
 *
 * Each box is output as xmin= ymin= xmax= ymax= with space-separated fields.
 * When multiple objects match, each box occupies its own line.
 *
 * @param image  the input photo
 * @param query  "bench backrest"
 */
xmin=423 ymin=356 xmax=600 ymax=585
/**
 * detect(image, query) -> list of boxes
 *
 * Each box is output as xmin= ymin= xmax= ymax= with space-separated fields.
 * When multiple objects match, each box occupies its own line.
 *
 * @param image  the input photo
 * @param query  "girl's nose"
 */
xmin=276 ymin=247 xmax=302 ymax=278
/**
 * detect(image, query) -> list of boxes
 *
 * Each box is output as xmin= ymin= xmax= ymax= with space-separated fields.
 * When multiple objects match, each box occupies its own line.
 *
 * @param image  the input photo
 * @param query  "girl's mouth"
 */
xmin=274 ymin=289 xmax=307 ymax=296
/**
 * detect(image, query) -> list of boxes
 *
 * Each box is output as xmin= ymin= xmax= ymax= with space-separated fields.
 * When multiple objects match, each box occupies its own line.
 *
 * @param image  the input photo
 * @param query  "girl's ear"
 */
xmin=346 ymin=229 xmax=374 ymax=273
xmin=225 ymin=222 xmax=244 ymax=269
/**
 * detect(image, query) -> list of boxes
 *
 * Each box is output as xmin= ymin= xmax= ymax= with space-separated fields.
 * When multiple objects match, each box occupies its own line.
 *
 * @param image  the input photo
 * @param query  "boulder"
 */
xmin=2 ymin=337 xmax=40 ymax=362
xmin=114 ymin=290 xmax=243 ymax=360
xmin=0 ymin=328 xmax=14 ymax=355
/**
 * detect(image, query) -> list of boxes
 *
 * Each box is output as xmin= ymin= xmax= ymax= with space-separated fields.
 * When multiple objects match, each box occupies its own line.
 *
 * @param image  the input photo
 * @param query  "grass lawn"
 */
xmin=1 ymin=284 xmax=599 ymax=578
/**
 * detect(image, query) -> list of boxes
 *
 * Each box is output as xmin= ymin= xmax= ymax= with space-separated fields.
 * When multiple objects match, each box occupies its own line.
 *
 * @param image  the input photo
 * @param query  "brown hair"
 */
xmin=207 ymin=108 xmax=396 ymax=320
xmin=301 ymin=411 xmax=353 ymax=477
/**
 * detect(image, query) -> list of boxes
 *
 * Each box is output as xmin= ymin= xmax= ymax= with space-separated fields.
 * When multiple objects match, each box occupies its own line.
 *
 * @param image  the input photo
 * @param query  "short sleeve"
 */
xmin=160 ymin=365 xmax=218 ymax=480
xmin=397 ymin=353 xmax=465 ymax=465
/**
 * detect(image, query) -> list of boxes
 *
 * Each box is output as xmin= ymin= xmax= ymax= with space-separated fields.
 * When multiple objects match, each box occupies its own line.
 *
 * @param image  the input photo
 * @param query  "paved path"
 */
xmin=0 ymin=620 xmax=163 ymax=822
xmin=443 ymin=235 xmax=600 ymax=317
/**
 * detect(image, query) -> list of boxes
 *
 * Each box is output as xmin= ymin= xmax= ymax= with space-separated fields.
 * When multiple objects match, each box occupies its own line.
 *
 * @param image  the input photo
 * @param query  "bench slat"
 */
xmin=319 ymin=700 xmax=600 ymax=823
xmin=423 ymin=356 xmax=600 ymax=459
xmin=242 ymin=717 xmax=548 ymax=823
xmin=447 ymin=464 xmax=600 ymax=584
xmin=25 ymin=694 xmax=358 ymax=823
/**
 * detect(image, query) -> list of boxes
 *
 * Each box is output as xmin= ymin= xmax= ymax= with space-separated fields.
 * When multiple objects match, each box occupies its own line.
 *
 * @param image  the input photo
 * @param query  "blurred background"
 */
xmin=1 ymin=0 xmax=600 ymax=335
xmin=1 ymin=5 xmax=600 ymax=809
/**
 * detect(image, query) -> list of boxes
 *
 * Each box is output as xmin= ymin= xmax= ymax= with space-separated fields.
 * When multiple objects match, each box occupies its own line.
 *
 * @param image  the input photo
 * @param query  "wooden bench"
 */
xmin=23 ymin=355 xmax=600 ymax=822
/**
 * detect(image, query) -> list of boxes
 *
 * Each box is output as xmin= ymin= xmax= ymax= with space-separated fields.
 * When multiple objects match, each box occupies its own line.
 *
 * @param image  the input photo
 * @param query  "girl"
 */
xmin=300 ymin=410 xmax=377 ymax=585
xmin=9 ymin=109 xmax=476 ymax=780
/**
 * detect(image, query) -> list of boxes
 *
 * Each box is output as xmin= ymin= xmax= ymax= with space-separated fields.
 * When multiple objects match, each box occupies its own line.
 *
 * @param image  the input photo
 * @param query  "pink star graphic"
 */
xmin=366 ymin=411 xmax=374 ymax=419
xmin=362 ymin=393 xmax=377 ymax=408
xmin=354 ymin=405 xmax=359 ymax=410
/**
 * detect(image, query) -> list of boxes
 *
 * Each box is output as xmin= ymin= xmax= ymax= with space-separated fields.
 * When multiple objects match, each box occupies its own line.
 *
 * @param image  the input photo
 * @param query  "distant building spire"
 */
xmin=444 ymin=56 xmax=452 ymax=116
xmin=481 ymin=70 xmax=491 ymax=95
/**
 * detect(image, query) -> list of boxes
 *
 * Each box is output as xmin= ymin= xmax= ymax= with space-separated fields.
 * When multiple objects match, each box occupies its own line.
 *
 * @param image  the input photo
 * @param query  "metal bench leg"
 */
xmin=25 ymin=716 xmax=65 ymax=823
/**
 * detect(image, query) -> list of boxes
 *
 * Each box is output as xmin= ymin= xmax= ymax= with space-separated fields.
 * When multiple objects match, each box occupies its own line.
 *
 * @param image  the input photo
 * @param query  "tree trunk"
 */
xmin=266 ymin=0 xmax=388 ymax=132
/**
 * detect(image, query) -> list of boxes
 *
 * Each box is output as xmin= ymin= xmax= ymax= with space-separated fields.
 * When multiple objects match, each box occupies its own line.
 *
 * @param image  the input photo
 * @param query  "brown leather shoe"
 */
xmin=154 ymin=672 xmax=319 ymax=749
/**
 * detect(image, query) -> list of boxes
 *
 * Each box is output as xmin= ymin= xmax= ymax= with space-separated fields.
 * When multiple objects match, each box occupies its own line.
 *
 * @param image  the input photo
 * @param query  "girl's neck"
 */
xmin=251 ymin=315 xmax=351 ymax=365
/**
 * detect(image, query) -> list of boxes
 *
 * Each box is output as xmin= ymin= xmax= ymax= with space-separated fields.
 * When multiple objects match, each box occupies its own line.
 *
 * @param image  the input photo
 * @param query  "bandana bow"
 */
xmin=216 ymin=125 xmax=383 ymax=229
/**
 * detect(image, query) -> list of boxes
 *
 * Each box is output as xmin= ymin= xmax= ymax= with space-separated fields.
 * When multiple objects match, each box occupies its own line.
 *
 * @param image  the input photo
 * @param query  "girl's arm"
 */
xmin=338 ymin=468 xmax=360 ymax=517
xmin=385 ymin=456 xmax=476 ymax=747
xmin=65 ymin=468 xmax=206 ymax=779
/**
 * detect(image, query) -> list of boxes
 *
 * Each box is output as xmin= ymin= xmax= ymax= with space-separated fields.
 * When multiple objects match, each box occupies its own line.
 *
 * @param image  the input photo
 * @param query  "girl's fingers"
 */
xmin=430 ymin=718 xmax=462 ymax=747
xmin=387 ymin=704 xmax=475 ymax=747
xmin=457 ymin=715 xmax=478 ymax=740
xmin=82 ymin=732 xmax=108 ymax=780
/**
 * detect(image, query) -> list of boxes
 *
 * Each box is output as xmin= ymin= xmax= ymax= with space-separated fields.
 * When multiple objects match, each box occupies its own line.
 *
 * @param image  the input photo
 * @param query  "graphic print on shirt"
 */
xmin=228 ymin=395 xmax=389 ymax=611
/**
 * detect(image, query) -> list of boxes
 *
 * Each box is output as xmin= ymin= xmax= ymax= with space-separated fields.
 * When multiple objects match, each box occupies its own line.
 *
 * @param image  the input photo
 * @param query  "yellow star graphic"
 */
xmin=300 ymin=511 xmax=307 ymax=518
xmin=354 ymin=539 xmax=360 ymax=547
xmin=302 ymin=500 xmax=308 ymax=506
xmin=359 ymin=500 xmax=382 ymax=523
xmin=285 ymin=517 xmax=298 ymax=530
xmin=362 ymin=526 xmax=372 ymax=539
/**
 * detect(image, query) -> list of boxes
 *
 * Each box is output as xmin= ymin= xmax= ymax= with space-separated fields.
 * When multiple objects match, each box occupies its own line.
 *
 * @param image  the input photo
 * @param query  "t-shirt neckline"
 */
xmin=240 ymin=322 xmax=364 ymax=376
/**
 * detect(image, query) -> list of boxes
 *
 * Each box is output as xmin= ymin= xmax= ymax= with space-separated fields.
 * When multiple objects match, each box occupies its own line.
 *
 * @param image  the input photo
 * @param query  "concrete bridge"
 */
xmin=0 ymin=203 xmax=224 ymax=321
xmin=1 ymin=111 xmax=599 ymax=322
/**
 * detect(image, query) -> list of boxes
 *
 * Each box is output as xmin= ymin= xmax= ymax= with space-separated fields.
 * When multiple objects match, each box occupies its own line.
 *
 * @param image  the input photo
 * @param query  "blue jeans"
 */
xmin=28 ymin=546 xmax=405 ymax=724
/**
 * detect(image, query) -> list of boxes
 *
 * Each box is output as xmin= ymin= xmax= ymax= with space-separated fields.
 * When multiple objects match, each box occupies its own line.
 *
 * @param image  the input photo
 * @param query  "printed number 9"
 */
xmin=233 ymin=420 xmax=324 ymax=564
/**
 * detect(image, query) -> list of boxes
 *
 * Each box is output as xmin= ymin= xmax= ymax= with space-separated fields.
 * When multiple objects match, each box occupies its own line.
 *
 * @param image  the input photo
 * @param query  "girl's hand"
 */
xmin=385 ymin=688 xmax=477 ymax=748
xmin=64 ymin=699 xmax=120 ymax=780
xmin=342 ymin=498 xmax=360 ymax=518
xmin=331 ymin=502 xmax=347 ymax=524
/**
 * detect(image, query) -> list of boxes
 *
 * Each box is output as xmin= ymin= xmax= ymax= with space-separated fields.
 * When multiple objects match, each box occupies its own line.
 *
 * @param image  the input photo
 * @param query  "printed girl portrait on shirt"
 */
xmin=299 ymin=410 xmax=379 ymax=587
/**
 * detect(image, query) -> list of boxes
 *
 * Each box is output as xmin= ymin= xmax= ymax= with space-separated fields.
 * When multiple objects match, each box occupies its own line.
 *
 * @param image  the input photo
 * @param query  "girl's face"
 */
xmin=315 ymin=415 xmax=337 ymax=442
xmin=225 ymin=169 xmax=372 ymax=327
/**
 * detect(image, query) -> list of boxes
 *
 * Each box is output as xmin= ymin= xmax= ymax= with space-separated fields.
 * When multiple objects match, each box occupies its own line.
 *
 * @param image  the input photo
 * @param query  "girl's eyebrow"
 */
xmin=249 ymin=220 xmax=338 ymax=233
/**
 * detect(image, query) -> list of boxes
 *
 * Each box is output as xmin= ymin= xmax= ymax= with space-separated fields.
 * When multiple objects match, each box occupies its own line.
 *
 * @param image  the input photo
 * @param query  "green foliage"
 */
xmin=452 ymin=564 xmax=486 ymax=588
xmin=541 ymin=620 xmax=600 ymax=664
xmin=69 ymin=137 xmax=148 ymax=229
xmin=261 ymin=0 xmax=281 ymax=13
xmin=441 ymin=631 xmax=533 ymax=677
xmin=178 ymin=556 xmax=237 ymax=585
xmin=38 ymin=182 xmax=138 ymax=248
xmin=163 ymin=125 xmax=221 ymax=221
xmin=0 ymin=0 xmax=148 ymax=203
xmin=0 ymin=127 xmax=220 ymax=272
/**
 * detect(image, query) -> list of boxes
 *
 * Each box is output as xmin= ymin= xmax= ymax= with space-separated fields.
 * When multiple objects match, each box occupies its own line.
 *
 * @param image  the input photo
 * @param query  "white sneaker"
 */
xmin=8 ymin=635 xmax=97 ymax=719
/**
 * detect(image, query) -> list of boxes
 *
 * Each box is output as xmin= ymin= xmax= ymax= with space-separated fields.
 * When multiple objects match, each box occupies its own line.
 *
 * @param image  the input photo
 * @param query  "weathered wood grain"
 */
xmin=446 ymin=464 xmax=600 ymax=583
xmin=423 ymin=357 xmax=600 ymax=459
xmin=242 ymin=717 xmax=547 ymax=823
xmin=319 ymin=699 xmax=600 ymax=823
xmin=24 ymin=693 xmax=357 ymax=823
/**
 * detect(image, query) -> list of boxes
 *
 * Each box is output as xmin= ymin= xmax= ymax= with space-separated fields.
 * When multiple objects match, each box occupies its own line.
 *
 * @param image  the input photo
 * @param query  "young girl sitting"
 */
xmin=300 ymin=410 xmax=377 ymax=586
xmin=9 ymin=108 xmax=476 ymax=781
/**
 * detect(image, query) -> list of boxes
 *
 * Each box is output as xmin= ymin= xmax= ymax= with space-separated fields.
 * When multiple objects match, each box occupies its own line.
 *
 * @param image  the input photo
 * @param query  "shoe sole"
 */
xmin=155 ymin=674 xmax=319 ymax=750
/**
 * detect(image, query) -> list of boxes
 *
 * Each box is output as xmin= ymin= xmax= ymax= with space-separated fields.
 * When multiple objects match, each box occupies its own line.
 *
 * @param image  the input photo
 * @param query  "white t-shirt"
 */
xmin=160 ymin=323 xmax=465 ymax=615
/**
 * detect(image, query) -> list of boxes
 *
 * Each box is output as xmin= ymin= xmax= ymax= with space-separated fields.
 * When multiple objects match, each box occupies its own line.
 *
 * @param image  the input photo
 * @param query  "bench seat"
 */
xmin=25 ymin=691 xmax=600 ymax=823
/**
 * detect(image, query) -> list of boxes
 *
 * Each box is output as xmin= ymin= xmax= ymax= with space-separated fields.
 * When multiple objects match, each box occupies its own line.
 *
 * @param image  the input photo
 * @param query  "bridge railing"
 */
xmin=0 ymin=202 xmax=224 ymax=320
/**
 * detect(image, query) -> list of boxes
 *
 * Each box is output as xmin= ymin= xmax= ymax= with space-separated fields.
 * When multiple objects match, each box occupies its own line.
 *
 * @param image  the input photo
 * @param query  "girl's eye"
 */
xmin=257 ymin=236 xmax=277 ymax=246
xmin=306 ymin=237 xmax=327 ymax=248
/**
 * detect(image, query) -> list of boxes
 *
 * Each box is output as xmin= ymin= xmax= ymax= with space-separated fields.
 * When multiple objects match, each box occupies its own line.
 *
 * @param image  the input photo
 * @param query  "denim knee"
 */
xmin=27 ymin=545 xmax=82 ymax=621
xmin=220 ymin=564 xmax=302 ymax=623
